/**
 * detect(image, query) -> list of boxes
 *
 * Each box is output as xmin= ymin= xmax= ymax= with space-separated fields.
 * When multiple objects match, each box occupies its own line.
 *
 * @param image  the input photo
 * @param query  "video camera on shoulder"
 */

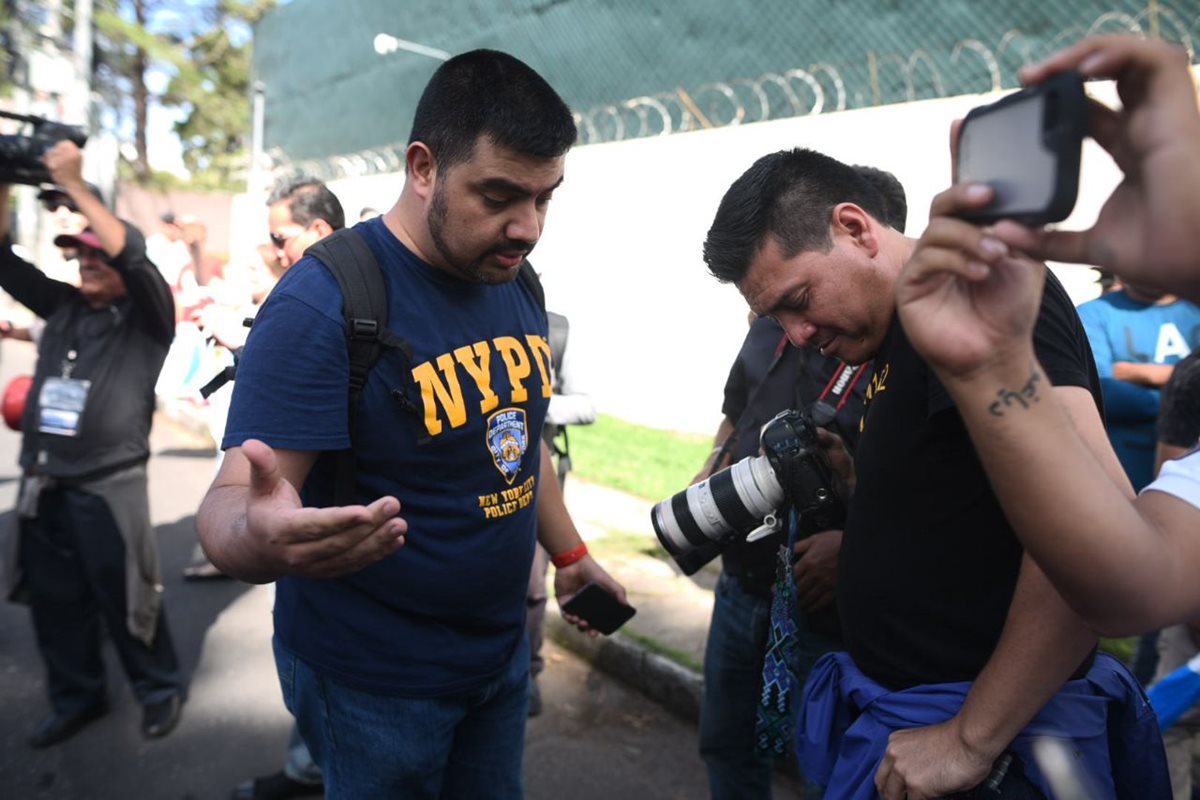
xmin=0 ymin=111 xmax=88 ymax=187
xmin=651 ymin=409 xmax=844 ymax=575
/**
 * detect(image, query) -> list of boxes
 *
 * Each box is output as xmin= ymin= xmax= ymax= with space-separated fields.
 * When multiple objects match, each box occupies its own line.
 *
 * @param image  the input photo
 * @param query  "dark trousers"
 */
xmin=19 ymin=485 xmax=182 ymax=715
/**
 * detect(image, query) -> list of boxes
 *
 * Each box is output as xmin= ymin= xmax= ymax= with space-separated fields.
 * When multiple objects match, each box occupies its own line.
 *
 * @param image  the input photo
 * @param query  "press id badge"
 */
xmin=38 ymin=377 xmax=91 ymax=437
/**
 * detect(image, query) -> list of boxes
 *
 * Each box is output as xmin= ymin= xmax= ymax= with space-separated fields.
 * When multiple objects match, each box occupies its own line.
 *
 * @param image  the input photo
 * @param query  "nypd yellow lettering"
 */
xmin=412 ymin=353 xmax=467 ymax=436
xmin=412 ymin=337 xmax=552 ymax=437
xmin=526 ymin=335 xmax=553 ymax=399
xmin=493 ymin=336 xmax=532 ymax=403
xmin=479 ymin=476 xmax=536 ymax=519
xmin=454 ymin=342 xmax=500 ymax=414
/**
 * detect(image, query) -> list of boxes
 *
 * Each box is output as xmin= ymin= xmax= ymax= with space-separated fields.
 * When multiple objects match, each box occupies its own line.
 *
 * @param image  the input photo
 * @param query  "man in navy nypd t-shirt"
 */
xmin=197 ymin=50 xmax=626 ymax=798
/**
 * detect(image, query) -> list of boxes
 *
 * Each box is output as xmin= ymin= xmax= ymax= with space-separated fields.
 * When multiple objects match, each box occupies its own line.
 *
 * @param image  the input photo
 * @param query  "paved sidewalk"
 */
xmin=551 ymin=478 xmax=716 ymax=722
xmin=551 ymin=478 xmax=806 ymax=792
xmin=158 ymin=394 xmax=721 ymax=719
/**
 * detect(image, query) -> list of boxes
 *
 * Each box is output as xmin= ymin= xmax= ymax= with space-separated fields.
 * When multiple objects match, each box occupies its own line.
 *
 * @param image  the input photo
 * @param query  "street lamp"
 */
xmin=373 ymin=33 xmax=451 ymax=61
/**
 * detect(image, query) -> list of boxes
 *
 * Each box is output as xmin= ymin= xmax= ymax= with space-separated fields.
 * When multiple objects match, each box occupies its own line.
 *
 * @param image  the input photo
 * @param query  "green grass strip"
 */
xmin=567 ymin=413 xmax=712 ymax=502
xmin=620 ymin=627 xmax=703 ymax=673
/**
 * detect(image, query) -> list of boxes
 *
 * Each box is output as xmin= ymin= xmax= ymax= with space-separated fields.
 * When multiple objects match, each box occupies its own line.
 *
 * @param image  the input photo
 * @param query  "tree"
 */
xmin=0 ymin=1 xmax=14 ymax=97
xmin=91 ymin=0 xmax=190 ymax=182
xmin=89 ymin=0 xmax=272 ymax=188
xmin=161 ymin=0 xmax=275 ymax=188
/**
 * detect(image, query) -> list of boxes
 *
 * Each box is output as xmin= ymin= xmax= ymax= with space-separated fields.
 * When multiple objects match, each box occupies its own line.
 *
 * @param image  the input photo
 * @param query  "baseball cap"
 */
xmin=53 ymin=228 xmax=105 ymax=252
xmin=37 ymin=182 xmax=106 ymax=211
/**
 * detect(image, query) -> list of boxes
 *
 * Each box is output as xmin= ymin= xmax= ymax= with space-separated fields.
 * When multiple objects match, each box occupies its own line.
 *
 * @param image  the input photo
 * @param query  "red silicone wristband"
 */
xmin=550 ymin=542 xmax=589 ymax=569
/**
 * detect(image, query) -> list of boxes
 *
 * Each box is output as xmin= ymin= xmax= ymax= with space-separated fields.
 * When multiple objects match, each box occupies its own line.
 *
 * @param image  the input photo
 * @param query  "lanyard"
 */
xmin=58 ymin=303 xmax=122 ymax=380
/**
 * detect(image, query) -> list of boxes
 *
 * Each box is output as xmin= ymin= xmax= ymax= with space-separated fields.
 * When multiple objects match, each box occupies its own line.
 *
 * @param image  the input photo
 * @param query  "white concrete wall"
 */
xmin=530 ymin=83 xmax=1127 ymax=434
xmin=233 ymin=77 xmax=1150 ymax=435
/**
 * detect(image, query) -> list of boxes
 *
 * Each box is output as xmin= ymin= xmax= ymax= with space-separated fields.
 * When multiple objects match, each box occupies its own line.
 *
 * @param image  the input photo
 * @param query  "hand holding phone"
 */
xmin=955 ymin=70 xmax=1087 ymax=226
xmin=560 ymin=581 xmax=636 ymax=635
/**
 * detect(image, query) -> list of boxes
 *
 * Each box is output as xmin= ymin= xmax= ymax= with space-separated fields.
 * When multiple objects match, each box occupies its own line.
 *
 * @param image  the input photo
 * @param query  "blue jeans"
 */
xmin=273 ymin=635 xmax=529 ymax=800
xmin=699 ymin=571 xmax=834 ymax=800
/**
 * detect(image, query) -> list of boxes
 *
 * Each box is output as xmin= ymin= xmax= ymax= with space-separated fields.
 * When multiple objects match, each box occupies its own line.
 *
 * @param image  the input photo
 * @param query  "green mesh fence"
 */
xmin=253 ymin=0 xmax=1200 ymax=178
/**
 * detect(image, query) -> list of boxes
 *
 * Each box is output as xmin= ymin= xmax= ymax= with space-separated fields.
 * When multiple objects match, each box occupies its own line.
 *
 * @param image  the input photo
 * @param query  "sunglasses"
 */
xmin=42 ymin=198 xmax=78 ymax=214
xmin=269 ymin=226 xmax=307 ymax=249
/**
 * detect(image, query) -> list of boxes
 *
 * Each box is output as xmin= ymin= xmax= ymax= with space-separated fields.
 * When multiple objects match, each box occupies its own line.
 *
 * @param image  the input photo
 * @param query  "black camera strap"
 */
xmin=809 ymin=361 xmax=867 ymax=427
xmin=818 ymin=362 xmax=868 ymax=411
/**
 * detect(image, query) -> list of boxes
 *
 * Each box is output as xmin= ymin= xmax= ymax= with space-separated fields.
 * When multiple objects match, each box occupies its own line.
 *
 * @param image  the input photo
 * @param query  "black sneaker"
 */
xmin=141 ymin=694 xmax=183 ymax=739
xmin=231 ymin=771 xmax=324 ymax=800
xmin=27 ymin=700 xmax=109 ymax=748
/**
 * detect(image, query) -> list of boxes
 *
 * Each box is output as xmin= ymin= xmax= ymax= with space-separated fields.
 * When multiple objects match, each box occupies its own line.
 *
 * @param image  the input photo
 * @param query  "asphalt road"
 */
xmin=0 ymin=340 xmax=800 ymax=799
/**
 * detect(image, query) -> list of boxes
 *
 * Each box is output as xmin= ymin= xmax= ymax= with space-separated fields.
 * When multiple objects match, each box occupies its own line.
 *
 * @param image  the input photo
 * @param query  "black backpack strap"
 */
xmin=306 ymin=228 xmax=408 ymax=505
xmin=517 ymin=260 xmax=546 ymax=312
xmin=199 ymin=364 xmax=238 ymax=399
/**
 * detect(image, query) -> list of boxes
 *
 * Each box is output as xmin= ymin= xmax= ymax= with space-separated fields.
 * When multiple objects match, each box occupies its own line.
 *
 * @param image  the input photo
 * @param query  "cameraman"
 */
xmin=0 ymin=141 xmax=184 ymax=748
xmin=696 ymin=313 xmax=865 ymax=800
xmin=695 ymin=162 xmax=902 ymax=800
xmin=702 ymin=148 xmax=1168 ymax=799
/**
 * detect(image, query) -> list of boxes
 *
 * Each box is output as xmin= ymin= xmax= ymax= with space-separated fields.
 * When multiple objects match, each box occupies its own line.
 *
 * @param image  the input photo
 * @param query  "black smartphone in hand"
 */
xmin=560 ymin=582 xmax=636 ymax=635
xmin=955 ymin=70 xmax=1087 ymax=226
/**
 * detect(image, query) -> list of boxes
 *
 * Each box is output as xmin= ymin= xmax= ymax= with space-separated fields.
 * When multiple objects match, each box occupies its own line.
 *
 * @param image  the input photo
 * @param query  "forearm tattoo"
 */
xmin=987 ymin=369 xmax=1043 ymax=416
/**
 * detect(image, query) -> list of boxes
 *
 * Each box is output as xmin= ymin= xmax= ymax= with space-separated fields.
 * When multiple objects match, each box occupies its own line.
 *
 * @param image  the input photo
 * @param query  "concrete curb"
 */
xmin=546 ymin=613 xmax=703 ymax=723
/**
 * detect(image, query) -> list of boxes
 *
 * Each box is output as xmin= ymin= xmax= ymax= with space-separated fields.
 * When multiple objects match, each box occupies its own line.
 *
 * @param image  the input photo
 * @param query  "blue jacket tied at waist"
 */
xmin=796 ymin=651 xmax=1168 ymax=799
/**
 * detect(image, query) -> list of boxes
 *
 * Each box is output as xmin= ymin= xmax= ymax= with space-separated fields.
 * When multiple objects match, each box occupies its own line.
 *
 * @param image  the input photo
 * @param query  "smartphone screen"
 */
xmin=560 ymin=582 xmax=636 ymax=635
xmin=956 ymin=71 xmax=1086 ymax=225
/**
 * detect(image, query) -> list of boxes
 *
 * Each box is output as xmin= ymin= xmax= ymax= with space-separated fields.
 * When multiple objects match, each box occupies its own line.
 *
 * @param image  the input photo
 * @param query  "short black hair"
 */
xmin=852 ymin=165 xmax=908 ymax=232
xmin=409 ymin=49 xmax=576 ymax=171
xmin=703 ymin=148 xmax=895 ymax=284
xmin=267 ymin=176 xmax=345 ymax=231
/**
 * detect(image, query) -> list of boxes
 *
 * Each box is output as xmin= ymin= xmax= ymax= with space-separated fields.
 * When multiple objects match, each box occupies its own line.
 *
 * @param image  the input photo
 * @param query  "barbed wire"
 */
xmin=264 ymin=4 xmax=1197 ymax=182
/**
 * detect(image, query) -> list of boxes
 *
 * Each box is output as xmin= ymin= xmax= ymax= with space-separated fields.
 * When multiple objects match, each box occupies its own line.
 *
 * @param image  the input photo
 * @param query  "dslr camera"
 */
xmin=0 ymin=111 xmax=88 ymax=187
xmin=652 ymin=408 xmax=844 ymax=576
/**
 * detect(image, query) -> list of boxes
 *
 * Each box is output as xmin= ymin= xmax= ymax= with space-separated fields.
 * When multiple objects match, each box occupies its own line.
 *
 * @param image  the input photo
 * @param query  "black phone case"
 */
xmin=560 ymin=583 xmax=636 ymax=635
xmin=956 ymin=70 xmax=1087 ymax=226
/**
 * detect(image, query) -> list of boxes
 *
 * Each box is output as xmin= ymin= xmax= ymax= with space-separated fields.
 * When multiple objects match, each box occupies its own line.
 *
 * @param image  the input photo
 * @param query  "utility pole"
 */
xmin=69 ymin=0 xmax=93 ymax=127
xmin=249 ymin=80 xmax=266 ymax=194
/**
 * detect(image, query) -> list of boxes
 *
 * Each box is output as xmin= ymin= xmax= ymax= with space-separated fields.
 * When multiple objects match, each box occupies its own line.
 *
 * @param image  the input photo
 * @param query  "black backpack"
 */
xmin=543 ymin=311 xmax=573 ymax=486
xmin=202 ymin=227 xmax=547 ymax=504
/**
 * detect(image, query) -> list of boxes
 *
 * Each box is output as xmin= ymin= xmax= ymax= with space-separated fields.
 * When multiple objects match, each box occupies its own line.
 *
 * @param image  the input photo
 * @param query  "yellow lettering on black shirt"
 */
xmin=526 ymin=334 xmax=553 ymax=399
xmin=494 ymin=336 xmax=532 ymax=403
xmin=454 ymin=341 xmax=500 ymax=414
xmin=412 ymin=353 xmax=467 ymax=435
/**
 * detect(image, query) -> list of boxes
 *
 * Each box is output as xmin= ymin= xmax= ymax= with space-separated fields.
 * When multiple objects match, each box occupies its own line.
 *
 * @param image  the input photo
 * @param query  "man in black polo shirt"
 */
xmin=702 ymin=147 xmax=1167 ymax=798
xmin=695 ymin=314 xmax=866 ymax=799
xmin=695 ymin=163 xmax=905 ymax=800
xmin=0 ymin=141 xmax=184 ymax=748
